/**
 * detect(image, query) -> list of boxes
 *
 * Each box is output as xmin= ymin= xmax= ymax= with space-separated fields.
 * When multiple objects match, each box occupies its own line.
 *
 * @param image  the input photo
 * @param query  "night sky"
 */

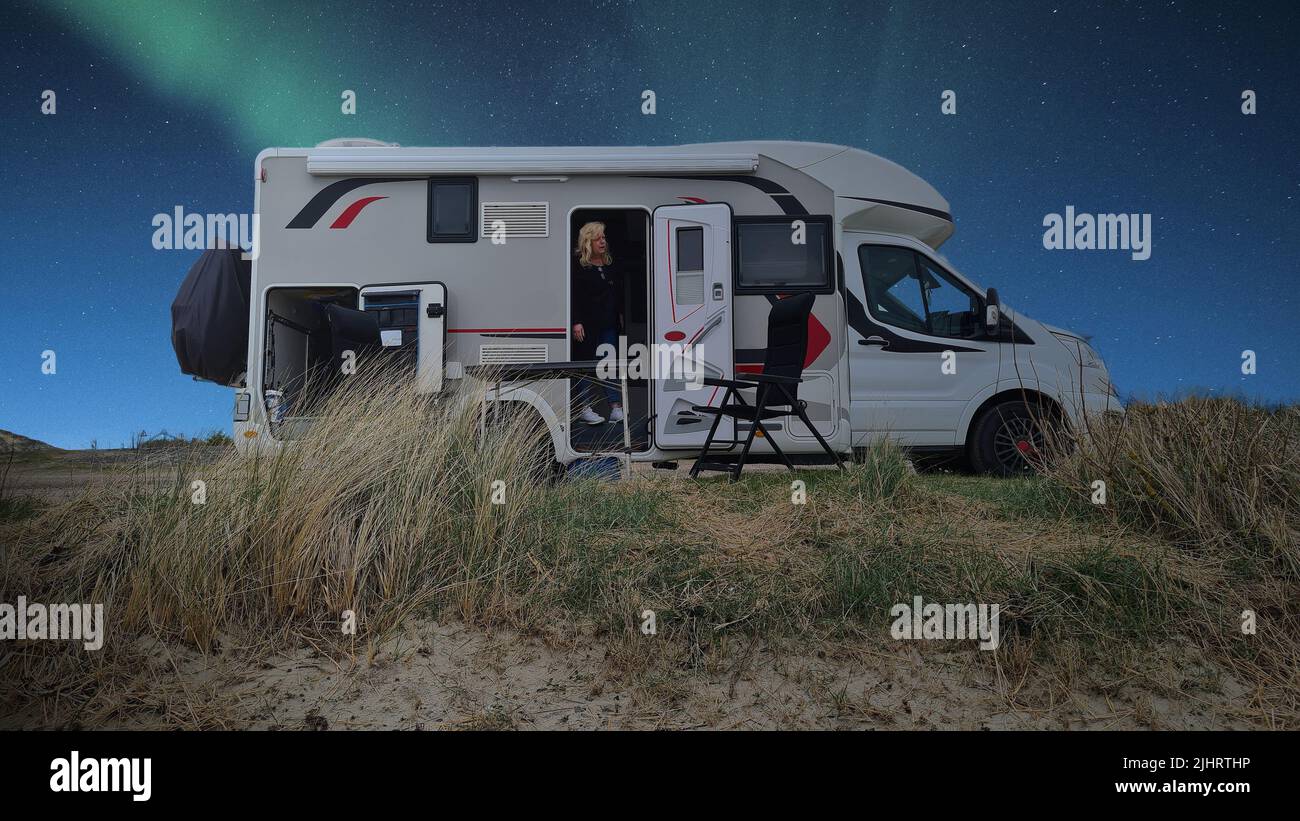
xmin=2 ymin=0 xmax=1296 ymax=448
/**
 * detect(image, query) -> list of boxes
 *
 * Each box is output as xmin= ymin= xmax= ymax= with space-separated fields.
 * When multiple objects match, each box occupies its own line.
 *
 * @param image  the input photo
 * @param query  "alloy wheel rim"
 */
xmin=992 ymin=415 xmax=1046 ymax=472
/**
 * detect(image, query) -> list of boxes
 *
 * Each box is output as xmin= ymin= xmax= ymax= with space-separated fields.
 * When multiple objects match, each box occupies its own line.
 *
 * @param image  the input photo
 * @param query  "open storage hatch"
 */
xmin=360 ymin=283 xmax=447 ymax=394
xmin=263 ymin=287 xmax=378 ymax=436
xmin=173 ymin=248 xmax=449 ymax=438
xmin=260 ymin=283 xmax=446 ymax=437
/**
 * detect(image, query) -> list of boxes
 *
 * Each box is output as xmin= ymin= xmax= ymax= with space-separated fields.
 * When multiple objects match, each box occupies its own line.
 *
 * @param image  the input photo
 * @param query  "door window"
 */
xmin=915 ymin=256 xmax=982 ymax=339
xmin=859 ymin=245 xmax=927 ymax=333
xmin=859 ymin=245 xmax=982 ymax=339
xmin=675 ymin=226 xmax=705 ymax=305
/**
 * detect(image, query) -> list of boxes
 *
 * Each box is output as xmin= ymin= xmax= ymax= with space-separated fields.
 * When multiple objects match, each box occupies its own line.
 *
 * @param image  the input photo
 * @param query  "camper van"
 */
xmin=197 ymin=139 xmax=1116 ymax=475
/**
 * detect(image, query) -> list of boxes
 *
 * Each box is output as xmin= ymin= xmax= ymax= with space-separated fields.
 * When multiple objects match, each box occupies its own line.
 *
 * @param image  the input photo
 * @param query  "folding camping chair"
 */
xmin=688 ymin=292 xmax=846 ymax=481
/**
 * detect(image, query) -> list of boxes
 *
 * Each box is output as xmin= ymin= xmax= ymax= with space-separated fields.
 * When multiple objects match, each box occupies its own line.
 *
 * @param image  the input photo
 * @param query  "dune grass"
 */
xmin=1 ymin=379 xmax=1296 ymax=727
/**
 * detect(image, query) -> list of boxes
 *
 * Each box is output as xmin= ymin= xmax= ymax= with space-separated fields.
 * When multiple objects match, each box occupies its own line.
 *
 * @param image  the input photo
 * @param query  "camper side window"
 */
xmin=734 ymin=216 xmax=832 ymax=294
xmin=427 ymin=177 xmax=477 ymax=242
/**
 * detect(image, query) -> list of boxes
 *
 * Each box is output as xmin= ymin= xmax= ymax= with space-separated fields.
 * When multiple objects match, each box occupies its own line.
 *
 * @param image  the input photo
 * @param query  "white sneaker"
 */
xmin=576 ymin=407 xmax=605 ymax=425
xmin=608 ymin=406 xmax=625 ymax=423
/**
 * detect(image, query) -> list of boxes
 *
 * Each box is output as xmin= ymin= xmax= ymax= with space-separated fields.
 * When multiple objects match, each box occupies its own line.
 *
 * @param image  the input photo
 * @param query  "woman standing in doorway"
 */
xmin=572 ymin=221 xmax=624 ymax=425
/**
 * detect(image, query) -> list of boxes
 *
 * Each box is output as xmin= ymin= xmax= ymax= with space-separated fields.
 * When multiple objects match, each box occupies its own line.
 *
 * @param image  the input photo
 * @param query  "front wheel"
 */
xmin=967 ymin=399 xmax=1060 ymax=476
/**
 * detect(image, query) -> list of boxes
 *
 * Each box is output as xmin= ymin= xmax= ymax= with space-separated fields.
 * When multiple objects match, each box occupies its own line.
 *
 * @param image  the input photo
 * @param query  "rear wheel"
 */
xmin=968 ymin=399 xmax=1058 ymax=476
xmin=485 ymin=401 xmax=564 ymax=485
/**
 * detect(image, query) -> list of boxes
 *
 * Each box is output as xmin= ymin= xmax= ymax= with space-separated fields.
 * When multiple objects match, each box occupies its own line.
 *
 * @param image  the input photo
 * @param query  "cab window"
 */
xmin=859 ymin=245 xmax=982 ymax=339
xmin=859 ymin=245 xmax=927 ymax=334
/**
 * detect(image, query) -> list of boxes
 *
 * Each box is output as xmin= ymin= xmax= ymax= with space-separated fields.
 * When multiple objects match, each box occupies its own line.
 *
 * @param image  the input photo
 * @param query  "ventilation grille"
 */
xmin=675 ymin=272 xmax=705 ymax=305
xmin=480 ymin=202 xmax=549 ymax=238
xmin=479 ymin=344 xmax=549 ymax=365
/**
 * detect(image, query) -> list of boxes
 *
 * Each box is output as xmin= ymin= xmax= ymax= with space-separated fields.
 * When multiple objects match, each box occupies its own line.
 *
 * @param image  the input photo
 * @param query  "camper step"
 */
xmin=692 ymin=460 xmax=742 ymax=475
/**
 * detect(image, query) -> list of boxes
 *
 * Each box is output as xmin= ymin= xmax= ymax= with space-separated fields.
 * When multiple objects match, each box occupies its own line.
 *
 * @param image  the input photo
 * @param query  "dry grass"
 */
xmin=1044 ymin=397 xmax=1300 ymax=715
xmin=1054 ymin=398 xmax=1299 ymax=556
xmin=1 ymin=367 xmax=565 ymax=724
xmin=1 ymin=381 xmax=1297 ymax=728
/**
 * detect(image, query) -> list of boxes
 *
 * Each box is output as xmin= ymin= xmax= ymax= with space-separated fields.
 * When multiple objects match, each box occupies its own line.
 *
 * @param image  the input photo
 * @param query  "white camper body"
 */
xmin=232 ymin=140 xmax=1116 ymax=474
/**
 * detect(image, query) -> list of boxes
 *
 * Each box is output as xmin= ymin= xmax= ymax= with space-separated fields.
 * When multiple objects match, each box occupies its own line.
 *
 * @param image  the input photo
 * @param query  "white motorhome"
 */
xmin=217 ymin=139 xmax=1116 ymax=475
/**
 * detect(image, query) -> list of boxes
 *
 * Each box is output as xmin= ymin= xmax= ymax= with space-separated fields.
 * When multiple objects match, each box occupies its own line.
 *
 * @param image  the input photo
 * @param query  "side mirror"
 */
xmin=983 ymin=288 xmax=1001 ymax=335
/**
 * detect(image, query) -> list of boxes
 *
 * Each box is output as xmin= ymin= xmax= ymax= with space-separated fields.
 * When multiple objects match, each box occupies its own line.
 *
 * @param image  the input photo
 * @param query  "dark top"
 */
xmin=572 ymin=258 xmax=623 ymax=335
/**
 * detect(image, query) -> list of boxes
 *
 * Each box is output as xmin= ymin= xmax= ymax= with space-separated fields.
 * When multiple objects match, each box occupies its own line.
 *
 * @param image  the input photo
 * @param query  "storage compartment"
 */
xmin=783 ymin=372 xmax=837 ymax=439
xmin=262 ymin=286 xmax=371 ymax=436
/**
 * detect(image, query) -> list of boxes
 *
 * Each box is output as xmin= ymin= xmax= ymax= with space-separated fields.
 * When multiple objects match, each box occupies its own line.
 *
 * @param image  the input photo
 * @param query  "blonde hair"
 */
xmin=575 ymin=221 xmax=613 ymax=268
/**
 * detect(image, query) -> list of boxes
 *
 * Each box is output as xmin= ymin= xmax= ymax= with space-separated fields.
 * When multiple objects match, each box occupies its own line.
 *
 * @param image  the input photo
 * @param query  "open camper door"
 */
xmin=652 ymin=203 xmax=734 ymax=448
xmin=359 ymin=283 xmax=447 ymax=393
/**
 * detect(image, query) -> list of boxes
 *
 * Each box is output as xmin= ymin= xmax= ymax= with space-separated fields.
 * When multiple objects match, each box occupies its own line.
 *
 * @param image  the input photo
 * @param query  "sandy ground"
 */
xmin=77 ymin=619 xmax=1248 ymax=731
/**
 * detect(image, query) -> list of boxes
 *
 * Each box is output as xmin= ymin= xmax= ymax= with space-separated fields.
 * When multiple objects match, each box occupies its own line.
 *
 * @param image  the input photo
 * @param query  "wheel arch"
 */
xmin=961 ymin=387 xmax=1066 ymax=451
xmin=486 ymin=386 xmax=570 ymax=465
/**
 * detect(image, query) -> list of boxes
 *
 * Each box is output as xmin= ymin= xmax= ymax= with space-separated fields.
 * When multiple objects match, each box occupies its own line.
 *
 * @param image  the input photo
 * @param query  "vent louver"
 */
xmin=479 ymin=344 xmax=549 ymax=365
xmin=480 ymin=202 xmax=549 ymax=238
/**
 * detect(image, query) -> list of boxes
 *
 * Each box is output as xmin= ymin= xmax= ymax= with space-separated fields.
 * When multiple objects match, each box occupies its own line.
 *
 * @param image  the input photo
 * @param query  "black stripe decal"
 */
xmin=635 ymin=174 xmax=809 ymax=215
xmin=287 ymin=176 xmax=422 ymax=229
xmin=770 ymin=194 xmax=808 ymax=216
xmin=845 ymin=290 xmax=982 ymax=353
xmin=841 ymin=196 xmax=953 ymax=223
xmin=478 ymin=332 xmax=566 ymax=339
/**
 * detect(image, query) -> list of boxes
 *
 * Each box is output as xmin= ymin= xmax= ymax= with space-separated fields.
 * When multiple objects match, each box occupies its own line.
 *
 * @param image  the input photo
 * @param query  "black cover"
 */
xmin=170 ymin=249 xmax=252 ymax=386
xmin=323 ymin=303 xmax=382 ymax=372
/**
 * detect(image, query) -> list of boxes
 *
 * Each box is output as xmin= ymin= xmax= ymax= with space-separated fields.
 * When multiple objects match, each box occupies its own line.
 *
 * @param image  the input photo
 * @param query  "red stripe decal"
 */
xmin=330 ymin=196 xmax=387 ymax=229
xmin=805 ymin=314 xmax=831 ymax=366
xmin=666 ymin=220 xmax=676 ymax=322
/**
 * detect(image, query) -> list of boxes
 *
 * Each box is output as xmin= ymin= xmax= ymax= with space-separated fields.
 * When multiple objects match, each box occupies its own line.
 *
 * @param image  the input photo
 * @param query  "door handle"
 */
xmin=693 ymin=311 xmax=725 ymax=346
xmin=858 ymin=336 xmax=888 ymax=347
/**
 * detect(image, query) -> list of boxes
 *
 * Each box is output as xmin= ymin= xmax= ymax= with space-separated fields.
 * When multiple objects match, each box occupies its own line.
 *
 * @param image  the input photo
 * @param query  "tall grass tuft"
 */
xmin=1050 ymin=398 xmax=1299 ymax=564
xmin=2 ymin=367 xmax=567 ymax=655
xmin=1046 ymin=397 xmax=1300 ymax=699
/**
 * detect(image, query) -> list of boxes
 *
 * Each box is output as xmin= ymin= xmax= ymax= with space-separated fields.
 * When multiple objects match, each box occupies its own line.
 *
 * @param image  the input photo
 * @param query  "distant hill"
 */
xmin=0 ymin=430 xmax=62 ymax=453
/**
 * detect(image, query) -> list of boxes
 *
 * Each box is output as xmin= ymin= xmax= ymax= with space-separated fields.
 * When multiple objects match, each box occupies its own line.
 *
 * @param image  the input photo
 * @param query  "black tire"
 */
xmin=967 ymin=399 xmax=1058 ymax=476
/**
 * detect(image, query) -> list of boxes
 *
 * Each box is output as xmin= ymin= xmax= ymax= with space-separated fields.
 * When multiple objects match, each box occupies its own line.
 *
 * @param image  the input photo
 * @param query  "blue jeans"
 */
xmin=580 ymin=326 xmax=622 ymax=408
